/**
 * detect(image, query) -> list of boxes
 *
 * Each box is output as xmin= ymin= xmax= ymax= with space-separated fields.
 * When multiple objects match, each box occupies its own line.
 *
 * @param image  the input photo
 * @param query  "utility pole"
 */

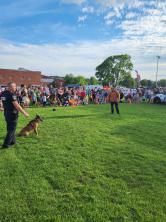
xmin=155 ymin=55 xmax=160 ymax=88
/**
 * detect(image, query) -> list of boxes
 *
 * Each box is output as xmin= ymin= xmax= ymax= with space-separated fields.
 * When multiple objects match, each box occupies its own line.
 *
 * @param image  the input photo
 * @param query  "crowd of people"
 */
xmin=0 ymin=85 xmax=108 ymax=107
xmin=118 ymin=87 xmax=166 ymax=104
xmin=0 ymin=84 xmax=166 ymax=108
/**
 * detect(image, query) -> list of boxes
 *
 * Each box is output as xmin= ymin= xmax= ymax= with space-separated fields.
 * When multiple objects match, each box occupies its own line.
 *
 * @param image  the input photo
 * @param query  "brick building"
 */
xmin=0 ymin=68 xmax=41 ymax=87
xmin=0 ymin=68 xmax=65 ymax=87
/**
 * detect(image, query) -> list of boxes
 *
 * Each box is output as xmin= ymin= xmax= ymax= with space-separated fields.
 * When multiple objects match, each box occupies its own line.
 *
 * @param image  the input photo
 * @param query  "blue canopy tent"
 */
xmin=65 ymin=84 xmax=80 ymax=88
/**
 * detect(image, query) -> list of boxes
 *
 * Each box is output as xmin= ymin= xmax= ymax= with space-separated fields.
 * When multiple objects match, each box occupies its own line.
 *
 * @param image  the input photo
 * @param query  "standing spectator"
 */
xmin=42 ymin=93 xmax=47 ymax=107
xmin=119 ymin=90 xmax=124 ymax=103
xmin=31 ymin=89 xmax=37 ymax=106
xmin=103 ymin=90 xmax=108 ymax=103
xmin=80 ymin=89 xmax=86 ymax=105
xmin=108 ymin=87 xmax=120 ymax=114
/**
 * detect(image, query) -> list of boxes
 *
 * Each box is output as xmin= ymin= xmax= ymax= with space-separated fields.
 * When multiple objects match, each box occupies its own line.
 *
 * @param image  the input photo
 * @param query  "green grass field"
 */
xmin=0 ymin=103 xmax=166 ymax=222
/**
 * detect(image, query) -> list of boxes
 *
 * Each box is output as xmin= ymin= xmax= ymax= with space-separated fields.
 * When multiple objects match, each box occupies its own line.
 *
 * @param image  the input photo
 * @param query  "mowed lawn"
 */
xmin=0 ymin=103 xmax=166 ymax=222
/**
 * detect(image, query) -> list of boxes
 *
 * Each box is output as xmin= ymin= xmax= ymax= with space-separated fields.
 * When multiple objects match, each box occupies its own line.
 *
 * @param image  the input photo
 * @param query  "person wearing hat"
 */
xmin=108 ymin=87 xmax=120 ymax=114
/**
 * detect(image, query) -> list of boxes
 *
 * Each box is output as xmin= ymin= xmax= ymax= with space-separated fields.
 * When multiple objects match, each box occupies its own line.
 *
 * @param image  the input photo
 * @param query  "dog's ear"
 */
xmin=36 ymin=114 xmax=43 ymax=121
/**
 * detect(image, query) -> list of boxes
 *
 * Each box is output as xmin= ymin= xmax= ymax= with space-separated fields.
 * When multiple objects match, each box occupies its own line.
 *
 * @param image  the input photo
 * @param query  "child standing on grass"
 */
xmin=42 ymin=93 xmax=47 ymax=107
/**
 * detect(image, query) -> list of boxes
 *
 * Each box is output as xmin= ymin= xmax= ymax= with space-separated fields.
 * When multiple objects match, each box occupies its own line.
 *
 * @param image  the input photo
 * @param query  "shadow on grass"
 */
xmin=112 ymin=119 xmax=166 ymax=153
xmin=44 ymin=112 xmax=123 ymax=121
xmin=45 ymin=114 xmax=96 ymax=119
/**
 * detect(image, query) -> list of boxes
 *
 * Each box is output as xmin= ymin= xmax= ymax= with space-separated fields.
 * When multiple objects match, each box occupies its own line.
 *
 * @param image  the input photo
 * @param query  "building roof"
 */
xmin=0 ymin=68 xmax=41 ymax=74
xmin=41 ymin=75 xmax=64 ymax=80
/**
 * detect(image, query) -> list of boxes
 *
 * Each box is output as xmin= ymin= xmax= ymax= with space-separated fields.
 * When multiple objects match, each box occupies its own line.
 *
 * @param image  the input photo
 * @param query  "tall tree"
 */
xmin=89 ymin=76 xmax=98 ymax=85
xmin=95 ymin=54 xmax=133 ymax=86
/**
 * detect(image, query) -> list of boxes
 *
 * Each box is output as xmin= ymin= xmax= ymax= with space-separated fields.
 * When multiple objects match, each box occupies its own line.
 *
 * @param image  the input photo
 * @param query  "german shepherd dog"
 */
xmin=18 ymin=115 xmax=43 ymax=136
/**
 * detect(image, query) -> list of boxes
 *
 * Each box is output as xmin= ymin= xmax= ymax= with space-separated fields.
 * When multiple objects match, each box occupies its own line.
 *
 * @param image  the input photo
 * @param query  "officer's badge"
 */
xmin=1 ymin=97 xmax=6 ymax=101
xmin=12 ymin=95 xmax=17 ymax=100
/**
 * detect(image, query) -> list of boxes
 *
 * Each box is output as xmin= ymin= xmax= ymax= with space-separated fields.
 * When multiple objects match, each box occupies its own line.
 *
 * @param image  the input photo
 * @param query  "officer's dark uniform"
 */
xmin=0 ymin=90 xmax=18 ymax=148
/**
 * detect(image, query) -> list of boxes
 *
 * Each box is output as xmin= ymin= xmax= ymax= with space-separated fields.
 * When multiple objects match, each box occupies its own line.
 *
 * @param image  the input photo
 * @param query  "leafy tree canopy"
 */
xmin=95 ymin=54 xmax=133 ymax=86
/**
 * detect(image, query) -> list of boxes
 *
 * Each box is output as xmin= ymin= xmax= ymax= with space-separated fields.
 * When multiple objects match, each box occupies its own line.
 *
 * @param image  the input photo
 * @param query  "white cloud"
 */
xmin=104 ymin=11 xmax=116 ymax=20
xmin=78 ymin=15 xmax=87 ymax=22
xmin=144 ymin=8 xmax=161 ymax=16
xmin=126 ymin=12 xmax=137 ymax=19
xmin=127 ymin=0 xmax=146 ymax=9
xmin=119 ymin=12 xmax=166 ymax=38
xmin=104 ymin=9 xmax=121 ymax=25
xmin=82 ymin=6 xmax=94 ymax=13
xmin=61 ymin=0 xmax=85 ymax=4
xmin=94 ymin=0 xmax=146 ymax=10
xmin=104 ymin=12 xmax=115 ymax=25
xmin=105 ymin=20 xmax=114 ymax=25
xmin=95 ymin=0 xmax=125 ymax=8
xmin=114 ymin=7 xmax=121 ymax=17
xmin=0 ymin=38 xmax=166 ymax=79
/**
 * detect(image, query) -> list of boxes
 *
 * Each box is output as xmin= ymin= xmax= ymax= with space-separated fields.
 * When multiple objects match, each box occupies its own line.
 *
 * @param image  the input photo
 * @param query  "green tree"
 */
xmin=119 ymin=74 xmax=136 ymax=88
xmin=95 ymin=54 xmax=133 ymax=86
xmin=158 ymin=79 xmax=166 ymax=87
xmin=64 ymin=74 xmax=75 ymax=85
xmin=140 ymin=79 xmax=148 ymax=87
xmin=64 ymin=74 xmax=88 ymax=85
xmin=74 ymin=76 xmax=88 ymax=85
xmin=140 ymin=79 xmax=154 ymax=88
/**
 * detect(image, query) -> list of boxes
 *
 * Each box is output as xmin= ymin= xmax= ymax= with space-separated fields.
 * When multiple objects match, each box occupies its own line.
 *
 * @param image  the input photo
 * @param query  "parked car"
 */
xmin=153 ymin=94 xmax=166 ymax=104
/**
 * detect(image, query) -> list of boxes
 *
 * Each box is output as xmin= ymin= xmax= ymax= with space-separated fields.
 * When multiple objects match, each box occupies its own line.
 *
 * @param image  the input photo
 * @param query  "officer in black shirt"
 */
xmin=0 ymin=82 xmax=29 ymax=149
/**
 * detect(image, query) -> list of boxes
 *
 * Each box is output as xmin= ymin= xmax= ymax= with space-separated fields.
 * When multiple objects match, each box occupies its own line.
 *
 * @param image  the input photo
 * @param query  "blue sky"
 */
xmin=0 ymin=0 xmax=166 ymax=79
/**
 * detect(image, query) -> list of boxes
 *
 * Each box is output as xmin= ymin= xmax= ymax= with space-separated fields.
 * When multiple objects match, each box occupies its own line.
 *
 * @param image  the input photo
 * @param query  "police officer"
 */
xmin=0 ymin=82 xmax=29 ymax=149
